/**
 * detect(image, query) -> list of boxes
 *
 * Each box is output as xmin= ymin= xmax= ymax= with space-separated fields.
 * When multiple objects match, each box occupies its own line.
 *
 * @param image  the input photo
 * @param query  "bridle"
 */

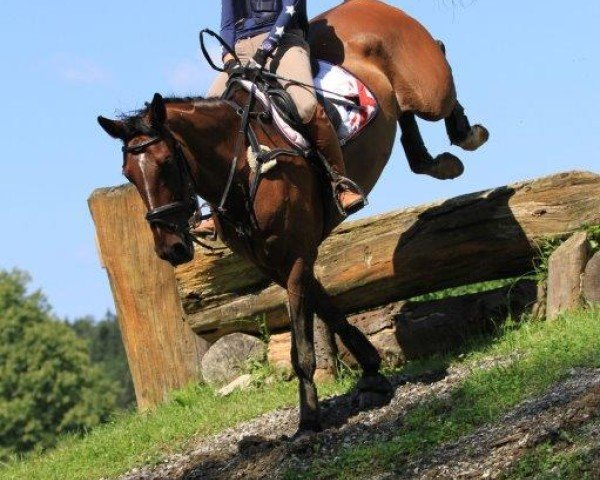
xmin=122 ymin=135 xmax=200 ymax=238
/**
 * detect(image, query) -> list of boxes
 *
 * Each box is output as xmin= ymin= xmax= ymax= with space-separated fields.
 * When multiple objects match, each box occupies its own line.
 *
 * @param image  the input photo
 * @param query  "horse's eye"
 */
xmin=160 ymin=156 xmax=176 ymax=174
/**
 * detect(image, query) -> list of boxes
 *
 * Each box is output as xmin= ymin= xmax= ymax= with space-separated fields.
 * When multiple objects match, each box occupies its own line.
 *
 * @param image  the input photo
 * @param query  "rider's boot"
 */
xmin=305 ymin=103 xmax=366 ymax=216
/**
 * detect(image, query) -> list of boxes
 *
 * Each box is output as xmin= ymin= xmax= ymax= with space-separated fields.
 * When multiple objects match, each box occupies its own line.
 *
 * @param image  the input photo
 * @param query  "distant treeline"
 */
xmin=0 ymin=268 xmax=134 ymax=461
xmin=70 ymin=312 xmax=135 ymax=410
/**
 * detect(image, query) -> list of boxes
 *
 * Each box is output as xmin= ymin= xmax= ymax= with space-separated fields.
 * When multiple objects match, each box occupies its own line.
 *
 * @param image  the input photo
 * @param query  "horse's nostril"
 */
xmin=171 ymin=242 xmax=191 ymax=262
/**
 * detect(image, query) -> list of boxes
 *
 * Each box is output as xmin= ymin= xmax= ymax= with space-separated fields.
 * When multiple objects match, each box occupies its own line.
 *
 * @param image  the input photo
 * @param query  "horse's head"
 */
xmin=98 ymin=93 xmax=197 ymax=266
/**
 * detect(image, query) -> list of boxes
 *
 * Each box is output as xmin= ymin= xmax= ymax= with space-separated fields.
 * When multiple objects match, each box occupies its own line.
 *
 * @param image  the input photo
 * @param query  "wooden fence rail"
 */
xmin=175 ymin=171 xmax=600 ymax=340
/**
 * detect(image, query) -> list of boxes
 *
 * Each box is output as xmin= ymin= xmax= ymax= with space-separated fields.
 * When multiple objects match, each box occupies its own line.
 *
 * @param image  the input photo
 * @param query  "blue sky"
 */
xmin=0 ymin=0 xmax=598 ymax=320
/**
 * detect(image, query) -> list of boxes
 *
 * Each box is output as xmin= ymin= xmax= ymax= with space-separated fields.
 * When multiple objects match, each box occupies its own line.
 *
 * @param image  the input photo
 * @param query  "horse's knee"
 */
xmin=417 ymin=95 xmax=457 ymax=122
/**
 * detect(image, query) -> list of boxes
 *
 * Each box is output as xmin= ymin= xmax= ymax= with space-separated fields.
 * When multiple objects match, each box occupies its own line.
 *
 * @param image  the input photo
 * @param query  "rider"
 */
xmin=198 ymin=0 xmax=365 ymax=235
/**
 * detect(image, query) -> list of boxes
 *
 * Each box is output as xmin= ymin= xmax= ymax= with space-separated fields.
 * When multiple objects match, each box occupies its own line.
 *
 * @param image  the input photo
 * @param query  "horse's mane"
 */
xmin=118 ymin=96 xmax=227 ymax=135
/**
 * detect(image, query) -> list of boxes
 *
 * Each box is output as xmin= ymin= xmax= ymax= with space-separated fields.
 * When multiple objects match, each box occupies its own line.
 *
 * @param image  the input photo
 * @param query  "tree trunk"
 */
xmin=176 ymin=171 xmax=600 ymax=340
xmin=268 ymin=280 xmax=539 ymax=371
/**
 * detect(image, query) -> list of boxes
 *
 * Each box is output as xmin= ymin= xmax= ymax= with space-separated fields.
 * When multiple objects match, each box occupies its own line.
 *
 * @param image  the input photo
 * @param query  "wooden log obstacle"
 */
xmin=89 ymin=171 xmax=600 ymax=408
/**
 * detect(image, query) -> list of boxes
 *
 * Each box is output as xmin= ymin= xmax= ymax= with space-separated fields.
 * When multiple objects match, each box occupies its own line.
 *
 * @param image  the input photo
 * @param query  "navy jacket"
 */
xmin=220 ymin=0 xmax=308 ymax=56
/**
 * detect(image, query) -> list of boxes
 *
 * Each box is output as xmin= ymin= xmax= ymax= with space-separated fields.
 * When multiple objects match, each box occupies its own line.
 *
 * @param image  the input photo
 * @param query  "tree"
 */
xmin=71 ymin=312 xmax=136 ymax=409
xmin=0 ymin=270 xmax=117 ymax=459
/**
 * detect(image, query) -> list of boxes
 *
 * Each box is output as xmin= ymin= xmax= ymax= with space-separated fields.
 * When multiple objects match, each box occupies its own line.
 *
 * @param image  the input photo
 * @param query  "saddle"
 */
xmin=268 ymin=88 xmax=343 ymax=137
xmin=225 ymin=60 xmax=379 ymax=150
xmin=210 ymin=60 xmax=377 ymax=233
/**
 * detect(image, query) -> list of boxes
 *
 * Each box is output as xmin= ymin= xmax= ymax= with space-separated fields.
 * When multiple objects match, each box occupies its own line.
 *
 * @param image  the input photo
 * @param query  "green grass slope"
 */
xmin=3 ymin=307 xmax=598 ymax=480
xmin=286 ymin=308 xmax=600 ymax=479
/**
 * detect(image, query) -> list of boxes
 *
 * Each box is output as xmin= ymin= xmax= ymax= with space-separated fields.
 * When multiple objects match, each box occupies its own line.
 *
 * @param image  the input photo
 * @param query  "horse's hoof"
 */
xmin=352 ymin=390 xmax=393 ymax=412
xmin=457 ymin=124 xmax=489 ymax=152
xmin=429 ymin=153 xmax=464 ymax=180
xmin=352 ymin=373 xmax=394 ymax=412
xmin=291 ymin=425 xmax=321 ymax=442
xmin=357 ymin=373 xmax=393 ymax=394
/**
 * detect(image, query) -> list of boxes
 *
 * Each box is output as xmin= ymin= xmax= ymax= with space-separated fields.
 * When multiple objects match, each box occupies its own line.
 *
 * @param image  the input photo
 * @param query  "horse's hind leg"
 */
xmin=400 ymin=112 xmax=465 ymax=180
xmin=287 ymin=258 xmax=321 ymax=435
xmin=445 ymin=101 xmax=490 ymax=151
xmin=311 ymin=279 xmax=393 ymax=409
xmin=437 ymin=40 xmax=490 ymax=151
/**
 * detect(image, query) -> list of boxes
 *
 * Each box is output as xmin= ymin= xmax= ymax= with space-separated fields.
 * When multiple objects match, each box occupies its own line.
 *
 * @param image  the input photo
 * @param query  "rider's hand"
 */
xmin=243 ymin=59 xmax=263 ymax=82
xmin=222 ymin=53 xmax=238 ymax=75
xmin=252 ymin=48 xmax=269 ymax=68
xmin=223 ymin=58 xmax=238 ymax=75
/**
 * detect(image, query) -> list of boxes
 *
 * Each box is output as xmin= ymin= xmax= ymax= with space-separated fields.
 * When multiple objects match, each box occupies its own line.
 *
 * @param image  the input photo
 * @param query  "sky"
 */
xmin=0 ymin=0 xmax=598 ymax=320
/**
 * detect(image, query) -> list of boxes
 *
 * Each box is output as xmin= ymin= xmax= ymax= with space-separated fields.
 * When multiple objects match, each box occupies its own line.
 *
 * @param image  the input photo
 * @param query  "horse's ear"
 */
xmin=97 ymin=116 xmax=128 ymax=140
xmin=148 ymin=93 xmax=167 ymax=129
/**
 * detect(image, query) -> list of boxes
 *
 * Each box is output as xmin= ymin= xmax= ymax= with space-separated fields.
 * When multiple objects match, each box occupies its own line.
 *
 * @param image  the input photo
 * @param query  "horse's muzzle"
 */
xmin=156 ymin=237 xmax=194 ymax=266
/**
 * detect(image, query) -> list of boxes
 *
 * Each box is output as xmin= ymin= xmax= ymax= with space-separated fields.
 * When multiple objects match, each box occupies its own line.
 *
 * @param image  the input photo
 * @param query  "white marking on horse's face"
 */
xmin=138 ymin=153 xmax=155 ymax=210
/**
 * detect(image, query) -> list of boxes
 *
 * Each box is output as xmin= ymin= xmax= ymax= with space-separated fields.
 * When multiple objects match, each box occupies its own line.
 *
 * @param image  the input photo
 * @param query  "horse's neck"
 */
xmin=166 ymin=101 xmax=241 ymax=206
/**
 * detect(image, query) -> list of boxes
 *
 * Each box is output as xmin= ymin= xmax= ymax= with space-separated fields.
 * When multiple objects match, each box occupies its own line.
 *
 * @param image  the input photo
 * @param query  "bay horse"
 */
xmin=98 ymin=0 xmax=488 ymax=436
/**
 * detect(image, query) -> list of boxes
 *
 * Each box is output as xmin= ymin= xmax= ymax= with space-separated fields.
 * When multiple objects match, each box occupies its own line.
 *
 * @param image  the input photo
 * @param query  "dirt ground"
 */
xmin=120 ymin=365 xmax=600 ymax=480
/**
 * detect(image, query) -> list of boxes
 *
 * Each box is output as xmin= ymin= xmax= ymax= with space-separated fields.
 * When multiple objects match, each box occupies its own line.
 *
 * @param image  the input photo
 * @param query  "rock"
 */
xmin=583 ymin=251 xmax=600 ymax=303
xmin=547 ymin=232 xmax=591 ymax=320
xmin=217 ymin=374 xmax=253 ymax=396
xmin=201 ymin=333 xmax=265 ymax=387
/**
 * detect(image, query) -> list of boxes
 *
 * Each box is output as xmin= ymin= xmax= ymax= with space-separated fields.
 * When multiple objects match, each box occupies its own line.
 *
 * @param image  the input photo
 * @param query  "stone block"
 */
xmin=583 ymin=252 xmax=600 ymax=303
xmin=547 ymin=232 xmax=591 ymax=320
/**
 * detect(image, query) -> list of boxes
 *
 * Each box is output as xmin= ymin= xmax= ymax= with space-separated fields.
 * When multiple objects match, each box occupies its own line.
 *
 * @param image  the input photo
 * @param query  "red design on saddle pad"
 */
xmin=314 ymin=60 xmax=379 ymax=144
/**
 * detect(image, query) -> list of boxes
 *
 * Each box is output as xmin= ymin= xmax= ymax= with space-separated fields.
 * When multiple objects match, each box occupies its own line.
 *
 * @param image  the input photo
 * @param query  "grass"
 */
xmin=284 ymin=307 xmax=600 ymax=479
xmin=3 ymin=230 xmax=599 ymax=480
xmin=0 ymin=376 xmax=354 ymax=480
xmin=502 ymin=432 xmax=600 ymax=480
xmin=409 ymin=278 xmax=526 ymax=303
xmin=5 ymin=309 xmax=598 ymax=480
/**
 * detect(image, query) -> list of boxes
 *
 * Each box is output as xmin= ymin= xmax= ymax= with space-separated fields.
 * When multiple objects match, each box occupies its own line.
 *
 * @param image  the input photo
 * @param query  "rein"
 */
xmin=199 ymin=29 xmax=367 ymax=111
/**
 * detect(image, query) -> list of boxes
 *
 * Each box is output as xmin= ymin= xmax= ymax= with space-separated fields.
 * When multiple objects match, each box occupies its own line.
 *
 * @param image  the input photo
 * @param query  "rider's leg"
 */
xmin=305 ymin=103 xmax=366 ymax=214
xmin=206 ymin=35 xmax=255 ymax=98
xmin=206 ymin=71 xmax=229 ymax=98
xmin=269 ymin=33 xmax=366 ymax=215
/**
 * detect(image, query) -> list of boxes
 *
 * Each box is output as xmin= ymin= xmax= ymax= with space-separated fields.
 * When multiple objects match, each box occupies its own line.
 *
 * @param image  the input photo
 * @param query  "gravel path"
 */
xmin=119 ymin=362 xmax=600 ymax=480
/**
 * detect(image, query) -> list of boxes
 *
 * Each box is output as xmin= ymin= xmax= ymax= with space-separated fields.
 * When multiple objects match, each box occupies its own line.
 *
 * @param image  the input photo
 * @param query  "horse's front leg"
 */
xmin=287 ymin=257 xmax=321 ymax=436
xmin=312 ymin=279 xmax=393 ymax=410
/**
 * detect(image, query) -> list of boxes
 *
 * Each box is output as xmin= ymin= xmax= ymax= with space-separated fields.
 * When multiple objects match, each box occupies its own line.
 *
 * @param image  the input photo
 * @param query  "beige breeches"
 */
xmin=207 ymin=31 xmax=317 ymax=124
